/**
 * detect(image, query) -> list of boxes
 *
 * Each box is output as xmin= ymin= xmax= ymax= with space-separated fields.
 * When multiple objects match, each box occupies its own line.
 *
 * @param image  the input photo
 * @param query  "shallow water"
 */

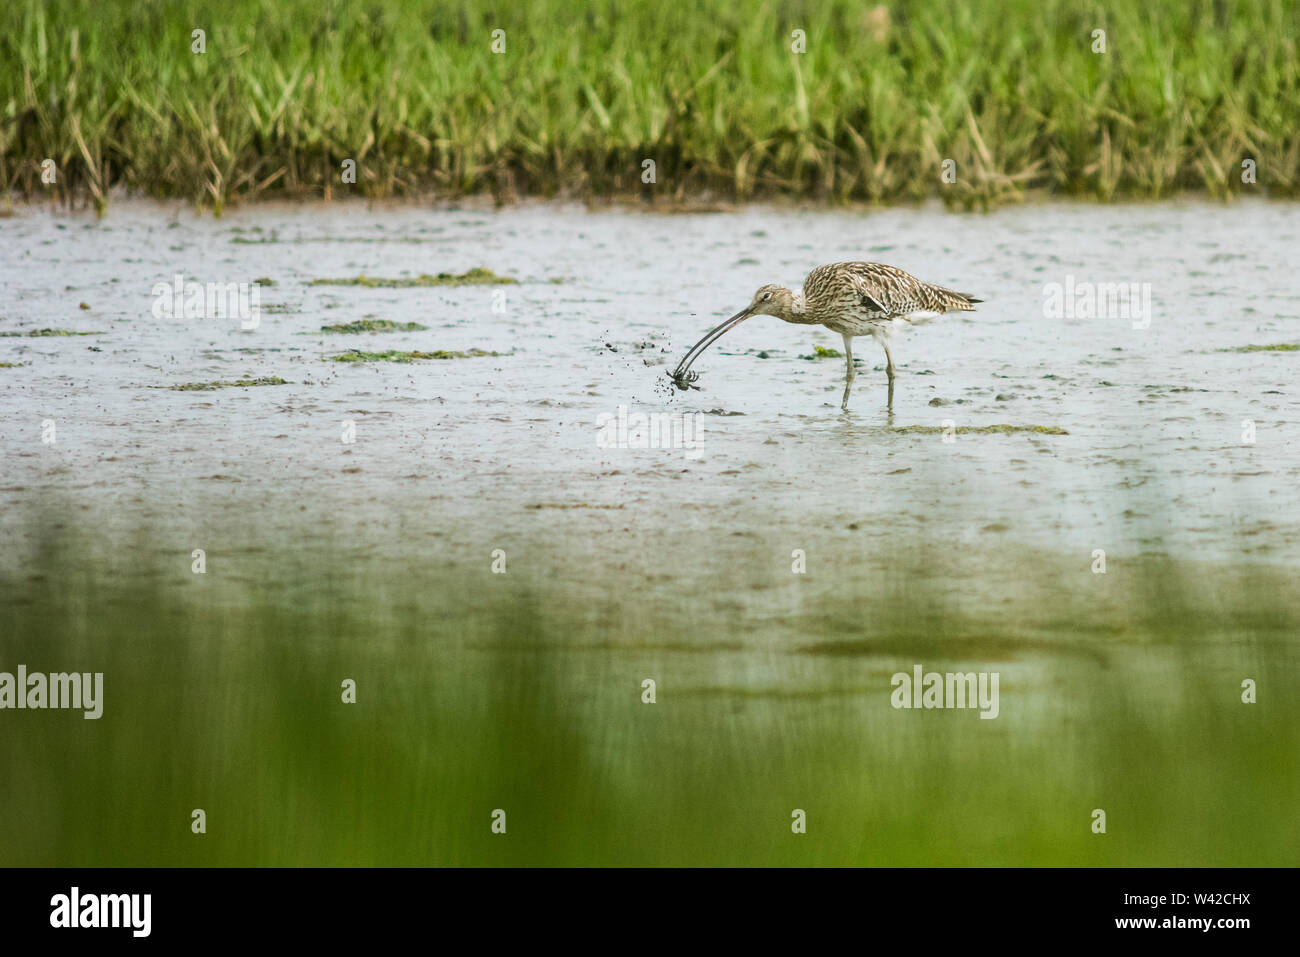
xmin=2 ymin=198 xmax=1297 ymax=577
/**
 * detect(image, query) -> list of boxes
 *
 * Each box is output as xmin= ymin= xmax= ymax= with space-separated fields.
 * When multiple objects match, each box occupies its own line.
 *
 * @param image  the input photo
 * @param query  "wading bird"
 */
xmin=668 ymin=262 xmax=982 ymax=411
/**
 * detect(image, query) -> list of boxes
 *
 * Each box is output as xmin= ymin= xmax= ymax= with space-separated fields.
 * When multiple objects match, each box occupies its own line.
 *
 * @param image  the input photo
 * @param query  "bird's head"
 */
xmin=666 ymin=283 xmax=796 ymax=390
xmin=747 ymin=283 xmax=796 ymax=320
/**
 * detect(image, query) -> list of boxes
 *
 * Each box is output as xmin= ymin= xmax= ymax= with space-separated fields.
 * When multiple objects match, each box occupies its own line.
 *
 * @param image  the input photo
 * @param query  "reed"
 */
xmin=2 ymin=0 xmax=1297 ymax=212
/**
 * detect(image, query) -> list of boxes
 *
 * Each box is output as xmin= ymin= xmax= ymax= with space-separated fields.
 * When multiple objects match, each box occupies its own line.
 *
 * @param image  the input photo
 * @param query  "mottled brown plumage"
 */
xmin=669 ymin=261 xmax=982 ymax=411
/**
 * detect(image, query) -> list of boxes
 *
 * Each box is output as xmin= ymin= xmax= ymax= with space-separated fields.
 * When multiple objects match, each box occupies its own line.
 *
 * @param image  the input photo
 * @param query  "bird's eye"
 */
xmin=762 ymin=292 xmax=772 ymax=301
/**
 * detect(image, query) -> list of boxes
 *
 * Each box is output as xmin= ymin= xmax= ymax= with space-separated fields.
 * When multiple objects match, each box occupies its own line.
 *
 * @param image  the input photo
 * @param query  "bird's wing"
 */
xmin=838 ymin=262 xmax=919 ymax=317
xmin=828 ymin=262 xmax=979 ymax=316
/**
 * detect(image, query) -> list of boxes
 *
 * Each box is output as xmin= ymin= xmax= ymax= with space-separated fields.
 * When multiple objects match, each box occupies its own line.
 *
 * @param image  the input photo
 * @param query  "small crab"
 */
xmin=667 ymin=369 xmax=701 ymax=391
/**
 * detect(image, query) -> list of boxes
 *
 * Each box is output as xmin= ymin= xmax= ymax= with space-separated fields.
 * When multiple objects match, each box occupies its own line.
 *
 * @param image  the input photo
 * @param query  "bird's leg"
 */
xmin=840 ymin=333 xmax=856 ymax=411
xmin=880 ymin=338 xmax=896 ymax=410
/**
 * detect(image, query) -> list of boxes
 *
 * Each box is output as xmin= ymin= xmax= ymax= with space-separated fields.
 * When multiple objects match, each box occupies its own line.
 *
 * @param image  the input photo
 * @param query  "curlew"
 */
xmin=668 ymin=261 xmax=982 ymax=411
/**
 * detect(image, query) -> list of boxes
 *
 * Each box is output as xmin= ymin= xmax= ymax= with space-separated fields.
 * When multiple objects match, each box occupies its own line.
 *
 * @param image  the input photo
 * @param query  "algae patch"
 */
xmin=161 ymin=376 xmax=290 ymax=391
xmin=328 ymin=349 xmax=503 ymax=363
xmin=1218 ymin=343 xmax=1300 ymax=353
xmin=309 ymin=268 xmax=518 ymax=288
xmin=0 ymin=328 xmax=106 ymax=337
xmin=318 ymin=319 xmax=430 ymax=334
xmin=800 ymin=345 xmax=843 ymax=359
xmin=524 ymin=503 xmax=625 ymax=510
xmin=892 ymin=424 xmax=1069 ymax=435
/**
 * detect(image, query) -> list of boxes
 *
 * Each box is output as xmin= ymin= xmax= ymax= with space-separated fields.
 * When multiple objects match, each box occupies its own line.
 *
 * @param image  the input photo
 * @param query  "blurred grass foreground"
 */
xmin=1 ymin=516 xmax=1297 ymax=866
xmin=2 ymin=0 xmax=1299 ymax=211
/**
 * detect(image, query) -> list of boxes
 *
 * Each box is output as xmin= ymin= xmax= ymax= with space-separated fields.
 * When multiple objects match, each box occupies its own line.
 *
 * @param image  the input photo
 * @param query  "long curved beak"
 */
xmin=669 ymin=308 xmax=752 ymax=381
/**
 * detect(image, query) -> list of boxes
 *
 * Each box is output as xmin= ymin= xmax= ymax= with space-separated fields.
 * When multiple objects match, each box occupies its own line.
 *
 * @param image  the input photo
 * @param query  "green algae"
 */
xmin=328 ymin=349 xmax=502 ymax=363
xmin=892 ymin=424 xmax=1069 ymax=435
xmin=318 ymin=319 xmax=430 ymax=334
xmin=1218 ymin=344 xmax=1300 ymax=353
xmin=162 ymin=376 xmax=290 ymax=391
xmin=800 ymin=345 xmax=843 ymax=359
xmin=309 ymin=268 xmax=518 ymax=288
xmin=0 ymin=329 xmax=106 ymax=337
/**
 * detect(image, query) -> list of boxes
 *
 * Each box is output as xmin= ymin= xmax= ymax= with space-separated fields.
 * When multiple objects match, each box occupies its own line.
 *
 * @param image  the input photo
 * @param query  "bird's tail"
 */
xmin=932 ymin=285 xmax=982 ymax=312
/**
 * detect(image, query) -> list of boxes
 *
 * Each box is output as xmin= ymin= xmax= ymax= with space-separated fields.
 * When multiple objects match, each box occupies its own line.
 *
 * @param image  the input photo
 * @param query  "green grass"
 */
xmin=1 ymin=518 xmax=1296 ymax=865
xmin=3 ymin=0 xmax=1297 ymax=213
